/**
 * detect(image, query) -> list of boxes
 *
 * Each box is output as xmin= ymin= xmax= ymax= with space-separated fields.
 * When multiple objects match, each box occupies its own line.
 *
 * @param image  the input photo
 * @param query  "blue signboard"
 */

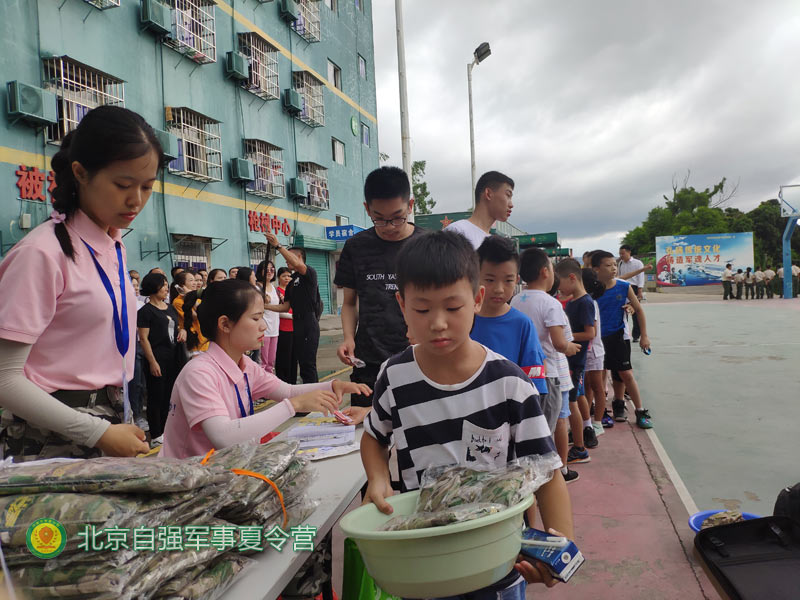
xmin=655 ymin=232 xmax=754 ymax=286
xmin=325 ymin=225 xmax=364 ymax=241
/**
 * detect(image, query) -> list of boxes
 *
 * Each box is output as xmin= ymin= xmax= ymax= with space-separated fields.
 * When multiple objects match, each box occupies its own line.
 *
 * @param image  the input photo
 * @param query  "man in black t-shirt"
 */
xmin=264 ymin=232 xmax=322 ymax=383
xmin=334 ymin=166 xmax=424 ymax=424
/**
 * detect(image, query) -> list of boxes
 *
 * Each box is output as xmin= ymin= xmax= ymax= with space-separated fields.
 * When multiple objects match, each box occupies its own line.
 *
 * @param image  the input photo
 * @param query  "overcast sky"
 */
xmin=371 ymin=0 xmax=800 ymax=256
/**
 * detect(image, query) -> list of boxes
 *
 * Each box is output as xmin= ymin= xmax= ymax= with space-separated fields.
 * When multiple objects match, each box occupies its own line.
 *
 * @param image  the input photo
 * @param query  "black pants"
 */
xmin=145 ymin=356 xmax=177 ymax=439
xmin=756 ymin=281 xmax=765 ymax=299
xmin=630 ymin=284 xmax=641 ymax=340
xmin=745 ymin=283 xmax=755 ymax=299
xmin=723 ymin=280 xmax=732 ymax=299
xmin=293 ymin=314 xmax=320 ymax=383
xmin=275 ymin=328 xmax=298 ymax=384
xmin=766 ymin=280 xmax=774 ymax=298
xmin=736 ymin=282 xmax=743 ymax=299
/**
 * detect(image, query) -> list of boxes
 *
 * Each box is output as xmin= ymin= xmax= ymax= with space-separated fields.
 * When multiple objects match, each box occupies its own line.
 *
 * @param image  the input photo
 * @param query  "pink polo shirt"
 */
xmin=162 ymin=342 xmax=322 ymax=459
xmin=0 ymin=210 xmax=136 ymax=392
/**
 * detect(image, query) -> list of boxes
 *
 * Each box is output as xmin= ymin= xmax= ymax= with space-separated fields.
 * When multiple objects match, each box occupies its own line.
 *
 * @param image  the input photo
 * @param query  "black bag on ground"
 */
xmin=694 ymin=516 xmax=800 ymax=600
xmin=774 ymin=483 xmax=800 ymax=523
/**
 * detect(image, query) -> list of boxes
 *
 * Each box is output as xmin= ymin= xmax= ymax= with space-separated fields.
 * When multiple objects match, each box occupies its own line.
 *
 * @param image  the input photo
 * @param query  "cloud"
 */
xmin=372 ymin=0 xmax=800 ymax=243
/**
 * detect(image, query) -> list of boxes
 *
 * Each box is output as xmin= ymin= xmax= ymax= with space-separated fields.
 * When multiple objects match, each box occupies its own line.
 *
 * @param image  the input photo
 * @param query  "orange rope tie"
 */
xmin=231 ymin=468 xmax=288 ymax=529
xmin=200 ymin=448 xmax=216 ymax=465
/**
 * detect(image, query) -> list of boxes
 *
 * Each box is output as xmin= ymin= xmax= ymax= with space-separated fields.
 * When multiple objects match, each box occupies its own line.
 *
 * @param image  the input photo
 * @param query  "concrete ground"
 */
xmin=634 ymin=296 xmax=800 ymax=516
xmin=313 ymin=292 xmax=800 ymax=599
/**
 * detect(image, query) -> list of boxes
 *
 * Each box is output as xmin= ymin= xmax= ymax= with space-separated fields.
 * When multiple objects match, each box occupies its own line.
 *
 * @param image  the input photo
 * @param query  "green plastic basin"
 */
xmin=338 ymin=491 xmax=533 ymax=598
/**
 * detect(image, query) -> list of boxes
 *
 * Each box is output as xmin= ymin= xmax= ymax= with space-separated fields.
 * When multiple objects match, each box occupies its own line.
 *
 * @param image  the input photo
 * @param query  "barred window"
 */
xmin=298 ymin=162 xmax=329 ymax=211
xmin=172 ymin=235 xmax=211 ymax=270
xmin=83 ymin=0 xmax=120 ymax=9
xmin=42 ymin=57 xmax=125 ymax=144
xmin=243 ymin=139 xmax=285 ymax=199
xmin=164 ymin=0 xmax=217 ymax=64
xmin=238 ymin=32 xmax=279 ymax=100
xmin=291 ymin=0 xmax=321 ymax=43
xmin=249 ymin=243 xmax=269 ymax=272
xmin=292 ymin=71 xmax=324 ymax=127
xmin=166 ymin=107 xmax=223 ymax=183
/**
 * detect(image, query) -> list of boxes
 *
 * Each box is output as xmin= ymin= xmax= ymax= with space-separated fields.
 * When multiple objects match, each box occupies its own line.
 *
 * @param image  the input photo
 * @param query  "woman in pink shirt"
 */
xmin=0 ymin=106 xmax=160 ymax=461
xmin=161 ymin=280 xmax=371 ymax=459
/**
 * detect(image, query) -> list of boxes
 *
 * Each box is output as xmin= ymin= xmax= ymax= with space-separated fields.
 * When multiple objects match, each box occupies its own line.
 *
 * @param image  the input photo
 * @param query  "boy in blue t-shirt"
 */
xmin=592 ymin=251 xmax=653 ymax=429
xmin=471 ymin=236 xmax=548 ymax=396
xmin=555 ymin=259 xmax=604 ymax=462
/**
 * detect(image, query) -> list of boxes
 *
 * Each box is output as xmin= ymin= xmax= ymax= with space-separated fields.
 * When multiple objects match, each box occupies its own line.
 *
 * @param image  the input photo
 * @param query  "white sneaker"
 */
xmin=592 ymin=422 xmax=605 ymax=436
xmin=150 ymin=435 xmax=164 ymax=446
xmin=136 ymin=418 xmax=149 ymax=432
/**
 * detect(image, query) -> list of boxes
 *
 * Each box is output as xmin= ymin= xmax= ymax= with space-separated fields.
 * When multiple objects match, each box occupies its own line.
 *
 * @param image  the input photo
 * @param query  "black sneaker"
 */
xmin=567 ymin=446 xmax=591 ymax=464
xmin=583 ymin=425 xmax=598 ymax=448
xmin=612 ymin=399 xmax=627 ymax=422
xmin=563 ymin=469 xmax=579 ymax=483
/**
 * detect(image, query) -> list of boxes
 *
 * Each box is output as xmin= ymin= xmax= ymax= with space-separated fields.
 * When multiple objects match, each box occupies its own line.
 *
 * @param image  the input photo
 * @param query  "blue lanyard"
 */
xmin=81 ymin=239 xmax=131 ymax=423
xmin=81 ymin=240 xmax=130 ymax=358
xmin=235 ymin=373 xmax=253 ymax=418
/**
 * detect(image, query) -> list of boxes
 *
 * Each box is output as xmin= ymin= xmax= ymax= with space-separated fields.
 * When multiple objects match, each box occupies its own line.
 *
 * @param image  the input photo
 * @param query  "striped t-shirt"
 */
xmin=365 ymin=345 xmax=558 ymax=493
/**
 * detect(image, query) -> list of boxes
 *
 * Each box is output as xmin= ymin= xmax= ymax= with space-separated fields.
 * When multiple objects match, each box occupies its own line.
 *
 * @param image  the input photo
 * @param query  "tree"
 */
xmin=412 ymin=160 xmax=436 ymax=215
xmin=623 ymin=175 xmax=800 ymax=266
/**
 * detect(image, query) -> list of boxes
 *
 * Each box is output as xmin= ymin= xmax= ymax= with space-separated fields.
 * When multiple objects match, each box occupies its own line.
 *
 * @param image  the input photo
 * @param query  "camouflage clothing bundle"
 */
xmin=0 ymin=456 xmax=230 ymax=495
xmin=382 ymin=454 xmax=562 ymax=532
xmin=0 ymin=440 xmax=315 ymax=599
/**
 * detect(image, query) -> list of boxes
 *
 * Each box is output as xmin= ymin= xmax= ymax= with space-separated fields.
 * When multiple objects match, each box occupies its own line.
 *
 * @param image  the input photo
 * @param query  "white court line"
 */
xmin=657 ymin=342 xmax=800 ymax=349
xmin=645 ymin=427 xmax=699 ymax=515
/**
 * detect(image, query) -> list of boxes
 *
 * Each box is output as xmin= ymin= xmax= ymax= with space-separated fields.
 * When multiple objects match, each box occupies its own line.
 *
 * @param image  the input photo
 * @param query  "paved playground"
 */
xmin=636 ymin=296 xmax=800 ymax=516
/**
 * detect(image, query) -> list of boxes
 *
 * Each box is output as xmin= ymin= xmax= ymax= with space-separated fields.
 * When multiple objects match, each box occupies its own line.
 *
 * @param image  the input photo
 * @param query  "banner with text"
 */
xmin=655 ymin=232 xmax=754 ymax=286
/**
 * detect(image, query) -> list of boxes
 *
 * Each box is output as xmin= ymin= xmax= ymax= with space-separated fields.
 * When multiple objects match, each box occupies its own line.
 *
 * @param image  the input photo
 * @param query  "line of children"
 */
xmin=362 ymin=231 xmax=573 ymax=596
xmin=510 ymin=248 xmax=582 ymax=483
xmin=555 ymin=260 xmax=606 ymax=464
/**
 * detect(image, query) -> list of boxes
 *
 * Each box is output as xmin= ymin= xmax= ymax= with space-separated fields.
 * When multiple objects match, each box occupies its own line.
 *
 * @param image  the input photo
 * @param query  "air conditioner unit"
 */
xmin=230 ymin=158 xmax=255 ymax=182
xmin=279 ymin=0 xmax=300 ymax=22
xmin=225 ymin=51 xmax=249 ymax=81
xmin=282 ymin=89 xmax=303 ymax=115
xmin=6 ymin=81 xmax=57 ymax=126
xmin=153 ymin=128 xmax=180 ymax=163
xmin=287 ymin=177 xmax=307 ymax=200
xmin=140 ymin=0 xmax=171 ymax=36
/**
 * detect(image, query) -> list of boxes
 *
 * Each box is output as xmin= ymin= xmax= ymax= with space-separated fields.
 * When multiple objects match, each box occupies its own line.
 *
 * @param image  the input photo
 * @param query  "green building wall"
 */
xmin=0 ymin=0 xmax=379 ymax=313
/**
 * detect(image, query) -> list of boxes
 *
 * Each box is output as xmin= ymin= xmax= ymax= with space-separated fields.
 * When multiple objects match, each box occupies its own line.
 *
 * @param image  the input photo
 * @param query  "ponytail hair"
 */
xmin=182 ymin=291 xmax=200 ymax=350
xmin=50 ymin=106 xmax=165 ymax=261
xmin=582 ymin=268 xmax=606 ymax=300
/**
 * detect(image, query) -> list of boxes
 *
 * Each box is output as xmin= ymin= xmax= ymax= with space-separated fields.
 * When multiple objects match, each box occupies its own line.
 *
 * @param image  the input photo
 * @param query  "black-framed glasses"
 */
xmin=371 ymin=216 xmax=408 ymax=227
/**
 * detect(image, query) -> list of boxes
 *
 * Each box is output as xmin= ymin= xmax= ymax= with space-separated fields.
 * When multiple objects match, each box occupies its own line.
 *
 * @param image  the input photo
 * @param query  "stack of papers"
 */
xmin=287 ymin=421 xmax=356 ymax=450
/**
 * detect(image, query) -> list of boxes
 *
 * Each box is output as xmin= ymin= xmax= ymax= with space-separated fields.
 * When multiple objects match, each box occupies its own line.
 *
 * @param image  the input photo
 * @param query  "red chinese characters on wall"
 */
xmin=15 ymin=165 xmax=56 ymax=203
xmin=247 ymin=210 xmax=292 ymax=236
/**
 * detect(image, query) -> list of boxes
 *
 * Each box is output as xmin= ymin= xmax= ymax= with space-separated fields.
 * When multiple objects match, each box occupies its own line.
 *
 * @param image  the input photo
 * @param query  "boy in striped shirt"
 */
xmin=362 ymin=230 xmax=573 ymax=594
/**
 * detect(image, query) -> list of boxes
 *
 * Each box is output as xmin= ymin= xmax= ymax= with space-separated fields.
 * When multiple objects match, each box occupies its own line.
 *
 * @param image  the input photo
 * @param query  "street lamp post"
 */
xmin=468 ymin=42 xmax=491 ymax=210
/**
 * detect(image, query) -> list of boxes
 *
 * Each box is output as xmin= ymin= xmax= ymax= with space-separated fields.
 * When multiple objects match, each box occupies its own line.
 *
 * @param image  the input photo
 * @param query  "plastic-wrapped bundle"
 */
xmin=203 ymin=441 xmax=299 ymax=519
xmin=380 ymin=503 xmax=506 ymax=531
xmin=14 ymin=545 xmax=221 ymax=600
xmin=416 ymin=454 xmax=561 ymax=514
xmin=40 ymin=485 xmax=227 ymax=571
xmin=155 ymin=555 xmax=256 ymax=599
xmin=0 ymin=456 xmax=231 ymax=496
xmin=229 ymin=458 xmax=314 ymax=525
